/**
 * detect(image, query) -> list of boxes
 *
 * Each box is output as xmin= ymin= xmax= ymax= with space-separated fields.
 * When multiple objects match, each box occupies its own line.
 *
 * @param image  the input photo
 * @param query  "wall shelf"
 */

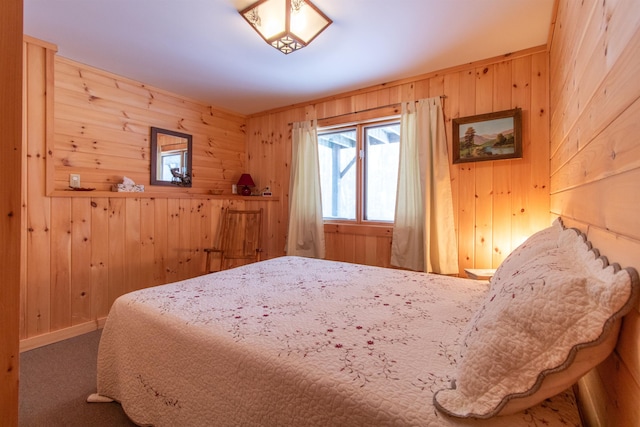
xmin=50 ymin=190 xmax=279 ymax=201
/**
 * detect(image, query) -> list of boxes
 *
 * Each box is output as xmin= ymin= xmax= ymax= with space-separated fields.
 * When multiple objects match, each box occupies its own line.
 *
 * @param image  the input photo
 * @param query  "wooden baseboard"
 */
xmin=19 ymin=318 xmax=107 ymax=352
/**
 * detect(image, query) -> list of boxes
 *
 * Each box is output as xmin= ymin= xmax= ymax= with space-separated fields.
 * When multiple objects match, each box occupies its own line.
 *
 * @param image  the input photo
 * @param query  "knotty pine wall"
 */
xmin=22 ymin=37 xmax=550 ymax=349
xmin=20 ymin=37 xmax=280 ymax=350
xmin=246 ymin=46 xmax=551 ymax=273
xmin=1 ymin=0 xmax=23 ymax=422
xmin=53 ymin=60 xmax=246 ymax=194
xmin=549 ymin=0 xmax=640 ymax=425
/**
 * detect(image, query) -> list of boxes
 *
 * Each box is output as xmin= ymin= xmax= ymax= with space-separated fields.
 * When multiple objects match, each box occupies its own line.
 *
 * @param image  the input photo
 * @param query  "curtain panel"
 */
xmin=391 ymin=98 xmax=458 ymax=274
xmin=286 ymin=120 xmax=326 ymax=258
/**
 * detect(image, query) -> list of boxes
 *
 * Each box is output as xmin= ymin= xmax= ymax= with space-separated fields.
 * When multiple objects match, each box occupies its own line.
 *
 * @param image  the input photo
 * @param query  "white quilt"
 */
xmin=97 ymin=256 xmax=580 ymax=426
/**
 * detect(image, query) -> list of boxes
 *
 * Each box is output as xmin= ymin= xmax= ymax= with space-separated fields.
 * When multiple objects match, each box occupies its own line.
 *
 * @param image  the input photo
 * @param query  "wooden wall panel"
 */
xmin=510 ymin=56 xmax=535 ymax=247
xmin=247 ymin=47 xmax=550 ymax=275
xmin=455 ymin=70 xmax=477 ymax=272
xmin=140 ymin=198 xmax=156 ymax=290
xmin=25 ymin=41 xmax=52 ymax=338
xmin=474 ymin=65 xmax=495 ymax=269
xmin=71 ymin=198 xmax=92 ymax=324
xmin=443 ymin=72 xmax=460 ymax=251
xmin=491 ymin=61 xmax=514 ymax=264
xmin=529 ymin=53 xmax=551 ymax=233
xmin=19 ymin=38 xmax=277 ymax=351
xmin=90 ymin=197 xmax=110 ymax=319
xmin=549 ymin=0 xmax=640 ymax=425
xmin=49 ymin=198 xmax=71 ymax=330
xmin=124 ymin=198 xmax=142 ymax=294
xmin=150 ymin=198 xmax=166 ymax=285
xmin=107 ymin=198 xmax=125 ymax=308
xmin=1 ymin=1 xmax=23 ymax=421
xmin=177 ymin=199 xmax=191 ymax=279
xmin=166 ymin=199 xmax=181 ymax=283
xmin=52 ymin=56 xmax=246 ymax=194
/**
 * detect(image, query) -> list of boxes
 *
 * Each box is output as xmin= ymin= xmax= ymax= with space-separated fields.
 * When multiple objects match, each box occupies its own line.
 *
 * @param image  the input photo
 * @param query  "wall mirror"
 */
xmin=150 ymin=127 xmax=193 ymax=187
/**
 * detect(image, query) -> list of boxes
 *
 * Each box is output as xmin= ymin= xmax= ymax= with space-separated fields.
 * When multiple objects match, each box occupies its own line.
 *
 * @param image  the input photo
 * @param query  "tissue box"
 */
xmin=111 ymin=184 xmax=145 ymax=192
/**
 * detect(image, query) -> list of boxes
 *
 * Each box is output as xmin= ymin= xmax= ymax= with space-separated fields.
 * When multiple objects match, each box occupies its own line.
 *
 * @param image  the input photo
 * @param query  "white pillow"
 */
xmin=489 ymin=218 xmax=564 ymax=291
xmin=433 ymin=227 xmax=640 ymax=418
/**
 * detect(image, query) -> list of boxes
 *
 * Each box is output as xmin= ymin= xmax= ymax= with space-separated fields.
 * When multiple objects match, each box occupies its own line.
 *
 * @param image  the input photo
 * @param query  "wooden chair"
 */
xmin=204 ymin=208 xmax=263 ymax=272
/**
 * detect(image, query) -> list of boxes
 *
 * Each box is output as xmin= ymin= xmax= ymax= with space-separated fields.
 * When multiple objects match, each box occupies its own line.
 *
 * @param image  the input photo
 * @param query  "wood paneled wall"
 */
xmin=246 ymin=47 xmax=551 ymax=273
xmin=1 ymin=0 xmax=23 ymax=423
xmin=20 ymin=37 xmax=279 ymax=350
xmin=549 ymin=0 xmax=640 ymax=425
xmin=53 ymin=57 xmax=247 ymax=194
xmin=18 ymin=1 xmax=640 ymax=422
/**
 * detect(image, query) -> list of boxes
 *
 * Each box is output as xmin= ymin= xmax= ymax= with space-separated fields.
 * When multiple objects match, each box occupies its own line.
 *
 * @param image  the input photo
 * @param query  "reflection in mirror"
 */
xmin=150 ymin=127 xmax=193 ymax=187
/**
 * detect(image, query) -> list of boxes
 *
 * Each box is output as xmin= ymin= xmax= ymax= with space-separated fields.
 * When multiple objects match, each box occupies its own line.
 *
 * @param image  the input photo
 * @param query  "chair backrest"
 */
xmin=218 ymin=209 xmax=263 ymax=263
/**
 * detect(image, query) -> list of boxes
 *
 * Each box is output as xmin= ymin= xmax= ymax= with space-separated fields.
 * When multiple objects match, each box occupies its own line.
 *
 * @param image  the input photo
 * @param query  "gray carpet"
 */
xmin=19 ymin=329 xmax=137 ymax=426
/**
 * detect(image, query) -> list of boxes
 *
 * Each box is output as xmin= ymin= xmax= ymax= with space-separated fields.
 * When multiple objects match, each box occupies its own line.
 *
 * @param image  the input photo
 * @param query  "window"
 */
xmin=318 ymin=119 xmax=400 ymax=223
xmin=160 ymin=150 xmax=188 ymax=181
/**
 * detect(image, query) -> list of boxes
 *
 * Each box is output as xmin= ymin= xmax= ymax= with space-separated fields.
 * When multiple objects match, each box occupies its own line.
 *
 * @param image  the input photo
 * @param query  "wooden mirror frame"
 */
xmin=150 ymin=127 xmax=193 ymax=187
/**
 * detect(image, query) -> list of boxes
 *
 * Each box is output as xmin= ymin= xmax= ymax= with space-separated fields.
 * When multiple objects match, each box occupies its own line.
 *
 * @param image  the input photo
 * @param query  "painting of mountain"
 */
xmin=452 ymin=108 xmax=522 ymax=164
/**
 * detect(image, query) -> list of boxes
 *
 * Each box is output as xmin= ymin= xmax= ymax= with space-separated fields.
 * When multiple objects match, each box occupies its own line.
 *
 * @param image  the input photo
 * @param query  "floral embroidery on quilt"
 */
xmin=126 ymin=257 xmax=478 ymax=390
xmin=103 ymin=256 xmax=582 ymax=426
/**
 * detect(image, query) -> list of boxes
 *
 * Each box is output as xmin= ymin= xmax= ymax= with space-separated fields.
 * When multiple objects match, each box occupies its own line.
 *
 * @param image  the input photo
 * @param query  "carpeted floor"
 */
xmin=19 ymin=329 xmax=137 ymax=426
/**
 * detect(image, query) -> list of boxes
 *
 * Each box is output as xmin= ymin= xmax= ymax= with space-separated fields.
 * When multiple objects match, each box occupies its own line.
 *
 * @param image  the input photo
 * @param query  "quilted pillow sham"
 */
xmin=489 ymin=218 xmax=564 ymax=291
xmin=433 ymin=227 xmax=640 ymax=419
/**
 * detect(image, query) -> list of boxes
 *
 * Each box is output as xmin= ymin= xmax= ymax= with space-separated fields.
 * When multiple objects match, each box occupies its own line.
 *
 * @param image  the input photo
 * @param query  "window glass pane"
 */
xmin=318 ymin=130 xmax=357 ymax=220
xmin=161 ymin=153 xmax=183 ymax=181
xmin=364 ymin=123 xmax=400 ymax=221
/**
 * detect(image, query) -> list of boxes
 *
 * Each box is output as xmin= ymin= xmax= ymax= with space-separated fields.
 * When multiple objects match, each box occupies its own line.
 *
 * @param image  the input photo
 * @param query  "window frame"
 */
xmin=318 ymin=116 xmax=401 ymax=226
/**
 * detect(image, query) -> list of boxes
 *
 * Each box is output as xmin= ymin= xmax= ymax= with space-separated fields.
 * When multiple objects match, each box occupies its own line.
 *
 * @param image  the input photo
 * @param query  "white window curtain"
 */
xmin=286 ymin=120 xmax=326 ymax=258
xmin=391 ymin=97 xmax=458 ymax=274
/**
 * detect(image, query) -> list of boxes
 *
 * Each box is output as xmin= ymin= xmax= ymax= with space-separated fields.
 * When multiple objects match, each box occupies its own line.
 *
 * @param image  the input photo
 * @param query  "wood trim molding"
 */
xmin=19 ymin=319 xmax=107 ymax=353
xmin=1 ymin=1 xmax=24 ymax=423
xmin=45 ymin=45 xmax=55 ymax=196
xmin=23 ymin=34 xmax=58 ymax=52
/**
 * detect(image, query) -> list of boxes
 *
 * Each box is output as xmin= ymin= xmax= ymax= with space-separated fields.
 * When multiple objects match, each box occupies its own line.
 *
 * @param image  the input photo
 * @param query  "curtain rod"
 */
xmin=288 ymin=95 xmax=447 ymax=125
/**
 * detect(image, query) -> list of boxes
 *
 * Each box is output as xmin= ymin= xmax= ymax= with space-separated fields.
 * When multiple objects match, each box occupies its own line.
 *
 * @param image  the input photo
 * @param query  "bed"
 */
xmin=92 ymin=219 xmax=639 ymax=426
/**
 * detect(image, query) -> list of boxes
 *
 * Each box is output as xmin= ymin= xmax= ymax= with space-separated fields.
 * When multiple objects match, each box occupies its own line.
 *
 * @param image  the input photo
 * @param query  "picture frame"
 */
xmin=452 ymin=108 xmax=522 ymax=164
xmin=150 ymin=127 xmax=193 ymax=187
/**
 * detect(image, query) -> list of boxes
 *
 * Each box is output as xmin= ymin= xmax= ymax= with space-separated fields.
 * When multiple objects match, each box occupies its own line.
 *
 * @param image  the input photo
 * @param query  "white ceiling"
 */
xmin=23 ymin=0 xmax=554 ymax=116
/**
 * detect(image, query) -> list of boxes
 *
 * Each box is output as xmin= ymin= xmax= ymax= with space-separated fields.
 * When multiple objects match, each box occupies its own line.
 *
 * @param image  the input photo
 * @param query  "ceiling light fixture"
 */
xmin=240 ymin=0 xmax=332 ymax=55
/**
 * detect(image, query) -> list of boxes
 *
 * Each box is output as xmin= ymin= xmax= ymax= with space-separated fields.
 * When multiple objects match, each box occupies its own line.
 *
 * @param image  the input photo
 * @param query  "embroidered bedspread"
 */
xmin=97 ymin=256 xmax=580 ymax=426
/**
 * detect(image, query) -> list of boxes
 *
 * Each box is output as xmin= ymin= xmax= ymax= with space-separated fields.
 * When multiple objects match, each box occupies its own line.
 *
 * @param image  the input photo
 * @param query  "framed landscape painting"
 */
xmin=452 ymin=108 xmax=522 ymax=164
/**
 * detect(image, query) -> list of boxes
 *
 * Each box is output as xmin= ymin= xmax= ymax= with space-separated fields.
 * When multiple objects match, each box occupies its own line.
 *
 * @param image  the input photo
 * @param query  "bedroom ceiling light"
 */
xmin=240 ymin=0 xmax=332 ymax=54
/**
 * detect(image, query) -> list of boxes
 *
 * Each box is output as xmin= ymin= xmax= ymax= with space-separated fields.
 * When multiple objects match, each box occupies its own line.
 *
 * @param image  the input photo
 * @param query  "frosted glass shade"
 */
xmin=240 ymin=0 xmax=331 ymax=54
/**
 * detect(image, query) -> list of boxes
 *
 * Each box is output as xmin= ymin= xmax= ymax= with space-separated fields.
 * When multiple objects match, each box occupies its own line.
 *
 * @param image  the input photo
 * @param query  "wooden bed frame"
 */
xmin=563 ymin=219 xmax=640 ymax=427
